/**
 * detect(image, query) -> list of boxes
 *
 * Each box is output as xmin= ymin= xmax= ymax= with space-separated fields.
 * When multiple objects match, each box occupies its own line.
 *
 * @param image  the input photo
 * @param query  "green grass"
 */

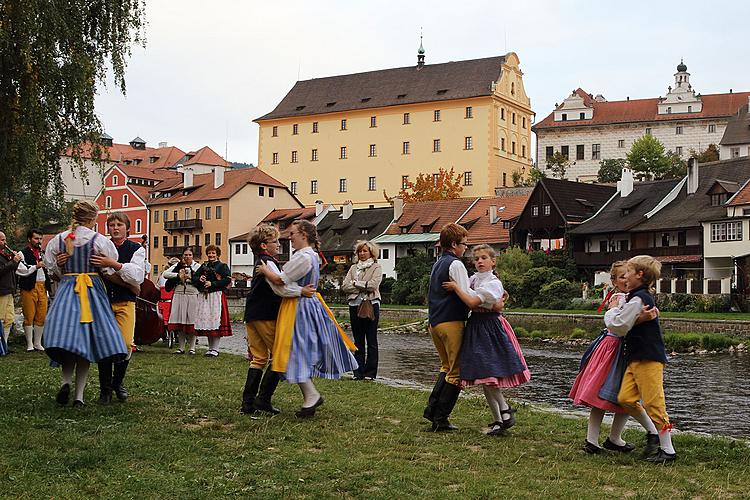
xmin=507 ymin=308 xmax=750 ymax=320
xmin=1 ymin=348 xmax=748 ymax=498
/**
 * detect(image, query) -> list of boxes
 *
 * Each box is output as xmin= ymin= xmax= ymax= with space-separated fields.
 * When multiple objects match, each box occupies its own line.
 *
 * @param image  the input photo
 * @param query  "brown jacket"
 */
xmin=341 ymin=261 xmax=382 ymax=302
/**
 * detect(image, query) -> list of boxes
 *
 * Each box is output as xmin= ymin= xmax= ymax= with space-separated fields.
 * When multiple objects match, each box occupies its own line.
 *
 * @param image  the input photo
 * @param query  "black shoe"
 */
xmin=113 ymin=384 xmax=128 ymax=402
xmin=582 ymin=440 xmax=602 ymax=454
xmin=431 ymin=420 xmax=458 ymax=432
xmin=253 ymin=369 xmax=281 ymax=414
xmin=253 ymin=399 xmax=281 ymax=415
xmin=112 ymin=360 xmax=129 ymax=401
xmin=644 ymin=448 xmax=677 ymax=464
xmin=602 ymin=438 xmax=635 ymax=453
xmin=644 ymin=433 xmax=660 ymax=457
xmin=432 ymin=381 xmax=461 ymax=429
xmin=295 ymin=396 xmax=324 ymax=418
xmin=423 ymin=372 xmax=447 ymax=423
xmin=500 ymin=407 xmax=516 ymax=429
xmin=239 ymin=404 xmax=257 ymax=415
xmin=99 ymin=390 xmax=112 ymax=404
xmin=240 ymin=368 xmax=263 ymax=415
xmin=487 ymin=422 xmax=506 ymax=436
xmin=56 ymin=383 xmax=71 ymax=405
xmin=72 ymin=400 xmax=85 ymax=408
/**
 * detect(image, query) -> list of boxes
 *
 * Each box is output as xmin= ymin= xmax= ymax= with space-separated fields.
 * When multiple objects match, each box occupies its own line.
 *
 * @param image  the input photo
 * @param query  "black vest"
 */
xmin=244 ymin=254 xmax=283 ymax=322
xmin=18 ymin=246 xmax=48 ymax=291
xmin=623 ymin=286 xmax=668 ymax=364
xmin=105 ymin=239 xmax=141 ymax=303
xmin=428 ymin=252 xmax=470 ymax=327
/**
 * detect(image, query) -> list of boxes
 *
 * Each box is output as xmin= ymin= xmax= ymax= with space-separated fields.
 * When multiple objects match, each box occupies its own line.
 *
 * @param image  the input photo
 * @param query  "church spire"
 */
xmin=417 ymin=29 xmax=425 ymax=68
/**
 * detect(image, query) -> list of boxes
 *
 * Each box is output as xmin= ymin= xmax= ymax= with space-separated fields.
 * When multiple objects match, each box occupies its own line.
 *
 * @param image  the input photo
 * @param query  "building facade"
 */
xmin=719 ymin=100 xmax=750 ymax=160
xmin=533 ymin=61 xmax=750 ymax=181
xmin=254 ymin=51 xmax=533 ymax=207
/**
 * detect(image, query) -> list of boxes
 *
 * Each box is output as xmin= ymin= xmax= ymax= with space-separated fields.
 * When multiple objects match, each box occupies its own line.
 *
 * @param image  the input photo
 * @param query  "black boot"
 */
xmin=253 ymin=369 xmax=281 ymax=414
xmin=98 ymin=360 xmax=113 ymax=404
xmin=240 ymin=368 xmax=263 ymax=414
xmin=423 ymin=372 xmax=447 ymax=422
xmin=432 ymin=382 xmax=461 ymax=432
xmin=112 ymin=359 xmax=129 ymax=402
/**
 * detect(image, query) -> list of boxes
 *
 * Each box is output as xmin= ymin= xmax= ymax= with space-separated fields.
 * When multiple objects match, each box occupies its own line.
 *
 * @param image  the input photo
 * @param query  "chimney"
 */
xmin=158 ymin=141 xmax=168 ymax=148
xmin=489 ymin=205 xmax=499 ymax=224
xmin=393 ymin=196 xmax=404 ymax=221
xmin=315 ymin=200 xmax=324 ymax=217
xmin=182 ymin=166 xmax=194 ymax=189
xmin=617 ymin=167 xmax=634 ymax=197
xmin=342 ymin=200 xmax=353 ymax=220
xmin=687 ymin=158 xmax=699 ymax=195
xmin=213 ymin=166 xmax=225 ymax=189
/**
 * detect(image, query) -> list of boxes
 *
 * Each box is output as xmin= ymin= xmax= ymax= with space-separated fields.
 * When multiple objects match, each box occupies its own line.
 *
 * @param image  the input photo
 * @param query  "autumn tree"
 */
xmin=597 ymin=158 xmax=627 ymax=183
xmin=397 ymin=167 xmax=463 ymax=202
xmin=0 ymin=1 xmax=146 ymax=232
xmin=690 ymin=144 xmax=720 ymax=163
xmin=545 ymin=151 xmax=569 ymax=179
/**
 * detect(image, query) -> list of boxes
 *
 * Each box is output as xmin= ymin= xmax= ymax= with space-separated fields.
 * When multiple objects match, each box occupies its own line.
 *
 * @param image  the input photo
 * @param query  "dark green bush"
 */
xmin=391 ymin=253 xmax=433 ymax=305
xmin=534 ymin=279 xmax=580 ymax=309
xmin=657 ymin=293 xmax=731 ymax=313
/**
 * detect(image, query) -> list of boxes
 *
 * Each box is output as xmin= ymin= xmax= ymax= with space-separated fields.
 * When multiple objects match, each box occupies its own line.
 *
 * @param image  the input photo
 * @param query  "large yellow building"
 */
xmin=254 ymin=51 xmax=533 ymax=207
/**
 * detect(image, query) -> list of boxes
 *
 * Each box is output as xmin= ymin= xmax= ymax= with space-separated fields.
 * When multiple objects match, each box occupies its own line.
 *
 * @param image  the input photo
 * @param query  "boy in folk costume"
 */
xmin=424 ymin=223 xmax=471 ymax=432
xmin=240 ymin=224 xmax=316 ymax=415
xmin=16 ymin=228 xmax=50 ymax=351
xmin=93 ymin=212 xmax=145 ymax=403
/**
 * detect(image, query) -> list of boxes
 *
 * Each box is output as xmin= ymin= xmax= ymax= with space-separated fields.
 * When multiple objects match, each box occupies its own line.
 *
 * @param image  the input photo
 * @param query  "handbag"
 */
xmin=357 ymin=298 xmax=375 ymax=320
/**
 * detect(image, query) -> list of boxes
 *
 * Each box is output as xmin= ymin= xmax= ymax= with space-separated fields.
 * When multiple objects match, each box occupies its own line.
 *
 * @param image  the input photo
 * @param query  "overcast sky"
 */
xmin=95 ymin=0 xmax=750 ymax=165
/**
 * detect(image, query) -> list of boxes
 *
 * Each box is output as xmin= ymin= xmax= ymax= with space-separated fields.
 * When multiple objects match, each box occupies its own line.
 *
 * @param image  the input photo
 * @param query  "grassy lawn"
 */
xmin=1 ymin=348 xmax=748 ymax=499
xmin=506 ymin=308 xmax=750 ymax=321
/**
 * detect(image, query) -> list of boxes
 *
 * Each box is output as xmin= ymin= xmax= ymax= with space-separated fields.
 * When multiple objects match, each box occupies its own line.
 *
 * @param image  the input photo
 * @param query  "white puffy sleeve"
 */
xmin=280 ymin=250 xmax=313 ymax=285
xmin=474 ymin=278 xmax=504 ymax=309
xmin=266 ymin=261 xmax=303 ymax=297
xmin=116 ymin=246 xmax=146 ymax=287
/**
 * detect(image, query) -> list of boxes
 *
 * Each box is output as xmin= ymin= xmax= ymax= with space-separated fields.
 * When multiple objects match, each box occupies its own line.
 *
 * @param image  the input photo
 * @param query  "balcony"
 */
xmin=164 ymin=218 xmax=203 ymax=232
xmin=573 ymin=244 xmax=702 ymax=267
xmin=164 ymin=245 xmax=202 ymax=258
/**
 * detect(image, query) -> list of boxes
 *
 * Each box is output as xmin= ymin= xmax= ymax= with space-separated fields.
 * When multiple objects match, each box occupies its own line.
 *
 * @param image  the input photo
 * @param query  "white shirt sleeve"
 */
xmin=95 ymin=237 xmax=121 ymax=274
xmin=266 ymin=261 xmax=303 ymax=297
xmin=116 ymin=246 xmax=146 ymax=287
xmin=44 ymin=235 xmax=65 ymax=278
xmin=15 ymin=259 xmax=37 ymax=277
xmin=605 ymin=296 xmax=644 ymax=337
xmin=448 ymin=260 xmax=473 ymax=294
xmin=280 ymin=249 xmax=313 ymax=285
xmin=474 ymin=279 xmax=504 ymax=309
xmin=161 ymin=264 xmax=179 ymax=280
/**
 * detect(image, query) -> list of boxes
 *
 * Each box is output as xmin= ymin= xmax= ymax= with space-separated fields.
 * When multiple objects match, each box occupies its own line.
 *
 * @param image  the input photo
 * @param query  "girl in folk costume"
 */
xmin=256 ymin=220 xmax=358 ymax=418
xmin=192 ymin=244 xmax=232 ymax=357
xmin=162 ymin=248 xmax=201 ymax=354
xmin=43 ymin=201 xmax=128 ymax=407
xmin=569 ymin=261 xmax=659 ymax=454
xmin=442 ymin=244 xmax=530 ymax=436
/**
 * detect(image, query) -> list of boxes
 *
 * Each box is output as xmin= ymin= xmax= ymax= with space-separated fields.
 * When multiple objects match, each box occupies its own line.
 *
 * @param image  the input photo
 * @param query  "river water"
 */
xmin=220 ymin=325 xmax=750 ymax=439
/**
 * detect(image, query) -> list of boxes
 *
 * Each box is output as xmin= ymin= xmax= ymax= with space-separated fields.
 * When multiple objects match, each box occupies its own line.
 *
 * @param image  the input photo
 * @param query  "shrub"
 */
xmin=513 ymin=267 xmax=567 ymax=308
xmin=569 ymin=298 xmax=600 ymax=310
xmin=512 ymin=326 xmax=528 ymax=338
xmin=663 ymin=331 xmax=743 ymax=351
xmin=391 ymin=253 xmax=433 ymax=305
xmin=570 ymin=327 xmax=587 ymax=339
xmin=657 ymin=293 xmax=731 ymax=313
xmin=530 ymin=329 xmax=547 ymax=339
xmin=496 ymin=246 xmax=533 ymax=281
xmin=534 ymin=279 xmax=580 ymax=309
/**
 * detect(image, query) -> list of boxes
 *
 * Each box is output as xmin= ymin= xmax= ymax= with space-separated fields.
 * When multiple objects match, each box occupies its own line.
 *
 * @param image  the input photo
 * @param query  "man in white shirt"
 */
xmin=16 ymin=229 xmax=48 ymax=351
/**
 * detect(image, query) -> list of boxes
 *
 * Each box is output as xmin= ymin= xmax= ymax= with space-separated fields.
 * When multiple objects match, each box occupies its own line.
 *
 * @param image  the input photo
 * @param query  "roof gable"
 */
xmin=385 ymin=198 xmax=478 ymax=236
xmin=318 ymin=207 xmax=394 ymax=254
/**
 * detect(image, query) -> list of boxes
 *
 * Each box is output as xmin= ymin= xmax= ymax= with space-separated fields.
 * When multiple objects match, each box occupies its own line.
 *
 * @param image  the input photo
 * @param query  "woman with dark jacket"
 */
xmin=192 ymin=244 xmax=232 ymax=357
xmin=341 ymin=240 xmax=383 ymax=380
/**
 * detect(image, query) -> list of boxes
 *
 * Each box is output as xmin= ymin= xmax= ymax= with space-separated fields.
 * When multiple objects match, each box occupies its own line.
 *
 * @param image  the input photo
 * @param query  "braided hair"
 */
xmin=66 ymin=200 xmax=99 ymax=256
xmin=291 ymin=219 xmax=327 ymax=268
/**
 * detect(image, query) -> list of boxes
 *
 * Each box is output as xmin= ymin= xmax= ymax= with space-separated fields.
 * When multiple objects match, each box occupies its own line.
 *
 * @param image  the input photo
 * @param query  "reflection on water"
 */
xmin=377 ymin=332 xmax=750 ymax=439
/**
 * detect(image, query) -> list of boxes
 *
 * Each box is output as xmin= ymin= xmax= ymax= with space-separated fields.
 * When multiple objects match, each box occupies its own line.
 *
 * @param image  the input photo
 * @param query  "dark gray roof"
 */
xmin=720 ymin=104 xmax=750 ymax=146
xmin=255 ymin=56 xmax=505 ymax=121
xmin=569 ymin=179 xmax=681 ymax=235
xmin=635 ymin=157 xmax=750 ymax=231
xmin=318 ymin=207 xmax=393 ymax=255
xmin=540 ymin=178 xmax=616 ymax=223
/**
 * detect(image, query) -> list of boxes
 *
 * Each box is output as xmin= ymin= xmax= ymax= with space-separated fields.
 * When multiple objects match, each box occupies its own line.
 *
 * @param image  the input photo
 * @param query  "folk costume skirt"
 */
xmin=569 ymin=332 xmax=628 ymax=413
xmin=194 ymin=291 xmax=231 ymax=337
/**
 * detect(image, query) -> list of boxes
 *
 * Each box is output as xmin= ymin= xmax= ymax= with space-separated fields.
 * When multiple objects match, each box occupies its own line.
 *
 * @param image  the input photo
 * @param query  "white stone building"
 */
xmin=533 ymin=61 xmax=750 ymax=182
xmin=719 ymin=100 xmax=750 ymax=160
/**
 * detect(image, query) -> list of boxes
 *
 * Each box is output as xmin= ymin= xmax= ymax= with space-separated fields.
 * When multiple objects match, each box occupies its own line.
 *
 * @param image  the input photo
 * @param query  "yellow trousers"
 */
xmin=112 ymin=301 xmax=136 ymax=352
xmin=246 ymin=320 xmax=276 ymax=370
xmin=21 ymin=282 xmax=47 ymax=326
xmin=429 ymin=321 xmax=464 ymax=386
xmin=618 ymin=360 xmax=670 ymax=429
xmin=0 ymin=294 xmax=14 ymax=331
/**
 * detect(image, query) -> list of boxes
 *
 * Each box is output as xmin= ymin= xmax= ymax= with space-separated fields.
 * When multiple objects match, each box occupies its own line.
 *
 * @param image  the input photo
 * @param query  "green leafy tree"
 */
xmin=496 ymin=246 xmax=533 ymax=282
xmin=690 ymin=144 xmax=720 ymax=163
xmin=546 ymin=151 xmax=569 ymax=179
xmin=626 ymin=135 xmax=683 ymax=180
xmin=512 ymin=164 xmax=546 ymax=187
xmin=597 ymin=158 xmax=627 ymax=183
xmin=391 ymin=253 xmax=434 ymax=305
xmin=664 ymin=151 xmax=688 ymax=179
xmin=0 ymin=1 xmax=145 ymax=232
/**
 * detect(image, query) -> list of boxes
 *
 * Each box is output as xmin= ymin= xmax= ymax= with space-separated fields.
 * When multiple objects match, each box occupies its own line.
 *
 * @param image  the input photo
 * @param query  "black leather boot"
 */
xmin=112 ymin=359 xmax=129 ymax=401
xmin=432 ymin=381 xmax=461 ymax=432
xmin=253 ymin=369 xmax=281 ymax=414
xmin=98 ymin=360 xmax=113 ymax=404
xmin=240 ymin=368 xmax=263 ymax=414
xmin=423 ymin=372 xmax=446 ymax=422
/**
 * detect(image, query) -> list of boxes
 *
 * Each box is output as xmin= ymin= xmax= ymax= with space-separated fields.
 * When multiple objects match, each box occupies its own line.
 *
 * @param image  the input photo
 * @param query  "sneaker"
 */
xmin=602 ymin=438 xmax=635 ymax=453
xmin=644 ymin=448 xmax=677 ymax=464
xmin=582 ymin=440 xmax=602 ymax=454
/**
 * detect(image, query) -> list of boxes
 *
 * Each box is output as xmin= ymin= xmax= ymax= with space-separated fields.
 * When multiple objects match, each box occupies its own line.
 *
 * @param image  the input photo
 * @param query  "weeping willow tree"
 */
xmin=0 ymin=0 xmax=145 ymax=236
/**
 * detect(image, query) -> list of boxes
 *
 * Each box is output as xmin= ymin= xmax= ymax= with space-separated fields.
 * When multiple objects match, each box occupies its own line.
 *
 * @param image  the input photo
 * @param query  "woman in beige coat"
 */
xmin=341 ymin=240 xmax=383 ymax=380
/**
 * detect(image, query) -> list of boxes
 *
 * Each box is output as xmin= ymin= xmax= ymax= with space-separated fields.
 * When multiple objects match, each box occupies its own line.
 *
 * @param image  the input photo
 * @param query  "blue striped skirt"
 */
xmin=44 ymin=274 xmax=128 ymax=364
xmin=285 ymin=297 xmax=358 ymax=384
xmin=0 ymin=323 xmax=7 ymax=356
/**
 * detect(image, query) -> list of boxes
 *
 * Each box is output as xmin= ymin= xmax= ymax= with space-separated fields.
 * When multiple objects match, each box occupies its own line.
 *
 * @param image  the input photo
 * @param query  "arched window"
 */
xmin=112 ymin=175 xmax=119 ymax=186
xmin=122 ymin=194 xmax=129 ymax=207
xmin=105 ymin=196 xmax=111 ymax=208
xmin=135 ymin=219 xmax=142 ymax=233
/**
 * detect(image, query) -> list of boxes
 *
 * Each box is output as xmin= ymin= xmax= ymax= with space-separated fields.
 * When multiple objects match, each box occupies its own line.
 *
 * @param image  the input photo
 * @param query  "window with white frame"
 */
xmin=310 ymin=180 xmax=318 ymax=194
xmin=434 ymin=110 xmax=441 ymax=122
xmin=370 ymin=116 xmax=377 ymax=128
xmin=403 ymin=113 xmax=410 ymax=125
xmin=291 ymin=150 xmax=298 ymax=163
xmin=543 ymin=204 xmax=551 ymax=216
xmin=339 ymin=178 xmax=347 ymax=192
xmin=272 ymin=152 xmax=278 ymax=164
xmin=465 ymin=106 xmax=473 ymax=119
xmin=401 ymin=175 xmax=409 ymax=189
xmin=272 ymin=126 xmax=278 ymax=137
xmin=340 ymin=146 xmax=347 ymax=159
xmin=135 ymin=219 xmax=142 ymax=233
xmin=290 ymin=181 xmax=297 ymax=195
xmin=122 ymin=194 xmax=128 ymax=207
xmin=465 ymin=136 xmax=473 ymax=150
xmin=463 ymin=171 xmax=472 ymax=186
xmin=112 ymin=175 xmax=119 ymax=186
xmin=402 ymin=141 xmax=410 ymax=155
xmin=312 ymin=122 xmax=318 ymax=133
xmin=340 ymin=119 xmax=347 ymax=130
xmin=292 ymin=124 xmax=298 ymax=135
xmin=433 ymin=139 xmax=441 ymax=152
xmin=369 ymin=144 xmax=377 ymax=157
xmin=105 ymin=196 xmax=111 ymax=208
xmin=368 ymin=176 xmax=376 ymax=191
xmin=531 ymin=205 xmax=539 ymax=217
xmin=311 ymin=149 xmax=318 ymax=161
xmin=711 ymin=222 xmax=742 ymax=241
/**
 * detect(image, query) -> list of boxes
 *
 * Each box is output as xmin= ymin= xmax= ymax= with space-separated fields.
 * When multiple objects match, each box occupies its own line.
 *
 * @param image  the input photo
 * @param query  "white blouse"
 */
xmin=469 ymin=271 xmax=505 ymax=310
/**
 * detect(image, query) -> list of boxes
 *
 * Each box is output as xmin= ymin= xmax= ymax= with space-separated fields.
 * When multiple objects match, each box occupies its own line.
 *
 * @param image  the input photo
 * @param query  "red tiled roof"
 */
xmin=385 ymin=198 xmax=477 ymax=235
xmin=534 ymin=88 xmax=750 ymax=130
xmin=459 ymin=195 xmax=529 ymax=245
xmin=147 ymin=168 xmax=289 ymax=206
xmin=655 ymin=255 xmax=702 ymax=263
xmin=117 ymin=164 xmax=179 ymax=182
xmin=263 ymin=207 xmax=317 ymax=238
xmin=183 ymin=146 xmax=231 ymax=168
xmin=728 ymin=179 xmax=750 ymax=206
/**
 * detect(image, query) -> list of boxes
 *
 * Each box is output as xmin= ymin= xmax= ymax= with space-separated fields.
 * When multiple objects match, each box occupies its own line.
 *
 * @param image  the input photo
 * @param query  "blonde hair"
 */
xmin=66 ymin=200 xmax=99 ymax=256
xmin=248 ymin=224 xmax=280 ymax=254
xmin=609 ymin=260 xmax=628 ymax=280
xmin=472 ymin=244 xmax=496 ymax=259
xmin=354 ymin=240 xmax=379 ymax=262
xmin=628 ymin=255 xmax=662 ymax=288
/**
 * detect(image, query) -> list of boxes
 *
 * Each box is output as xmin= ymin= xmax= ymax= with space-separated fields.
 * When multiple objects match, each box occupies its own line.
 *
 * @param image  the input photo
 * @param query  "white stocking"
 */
xmin=482 ymin=386 xmax=502 ymax=423
xmin=587 ymin=408 xmax=605 ymax=444
xmin=631 ymin=408 xmax=658 ymax=434
xmin=659 ymin=426 xmax=676 ymax=454
xmin=208 ymin=336 xmax=221 ymax=352
xmin=178 ymin=332 xmax=186 ymax=351
xmin=74 ymin=359 xmax=90 ymax=402
xmin=608 ymin=413 xmax=630 ymax=446
xmin=298 ymin=380 xmax=320 ymax=407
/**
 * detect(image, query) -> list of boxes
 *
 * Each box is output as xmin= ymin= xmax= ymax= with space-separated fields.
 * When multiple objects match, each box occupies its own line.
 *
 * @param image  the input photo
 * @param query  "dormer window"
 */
xmin=579 ymin=112 xmax=585 ymax=120
xmin=112 ymin=175 xmax=118 ymax=186
xmin=561 ymin=113 xmax=567 ymax=121
xmin=710 ymin=193 xmax=729 ymax=206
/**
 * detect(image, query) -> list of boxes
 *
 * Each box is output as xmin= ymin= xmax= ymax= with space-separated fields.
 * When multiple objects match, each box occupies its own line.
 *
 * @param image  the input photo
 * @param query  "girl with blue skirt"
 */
xmin=43 ymin=201 xmax=128 ymax=407
xmin=257 ymin=220 xmax=358 ymax=418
